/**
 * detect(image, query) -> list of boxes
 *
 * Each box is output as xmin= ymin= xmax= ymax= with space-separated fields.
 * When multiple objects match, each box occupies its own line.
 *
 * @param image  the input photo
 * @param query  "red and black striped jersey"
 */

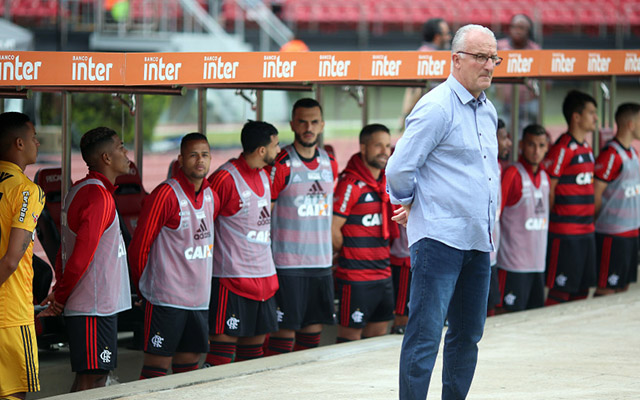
xmin=333 ymin=174 xmax=390 ymax=282
xmin=543 ymin=133 xmax=595 ymax=235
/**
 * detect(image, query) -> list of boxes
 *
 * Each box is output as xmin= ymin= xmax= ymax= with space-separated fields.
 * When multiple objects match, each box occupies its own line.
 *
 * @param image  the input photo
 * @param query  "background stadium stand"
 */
xmin=1 ymin=0 xmax=639 ymax=51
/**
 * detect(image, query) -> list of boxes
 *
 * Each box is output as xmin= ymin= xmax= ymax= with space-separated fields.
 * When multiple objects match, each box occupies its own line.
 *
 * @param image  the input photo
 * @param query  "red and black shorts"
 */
xmin=391 ymin=262 xmax=411 ymax=316
xmin=209 ymin=278 xmax=279 ymax=337
xmin=546 ymin=232 xmax=596 ymax=293
xmin=497 ymin=269 xmax=545 ymax=312
xmin=336 ymin=277 xmax=394 ymax=329
xmin=596 ymin=232 xmax=639 ymax=289
xmin=65 ymin=315 xmax=117 ymax=373
xmin=142 ymin=302 xmax=208 ymax=357
xmin=274 ymin=269 xmax=336 ymax=330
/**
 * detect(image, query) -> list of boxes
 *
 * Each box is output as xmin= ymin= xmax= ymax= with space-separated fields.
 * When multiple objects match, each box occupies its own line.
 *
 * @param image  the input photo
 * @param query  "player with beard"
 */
xmin=205 ymin=121 xmax=281 ymax=365
xmin=265 ymin=99 xmax=339 ymax=355
xmin=332 ymin=124 xmax=393 ymax=342
xmin=593 ymin=103 xmax=640 ymax=296
xmin=129 ymin=133 xmax=218 ymax=379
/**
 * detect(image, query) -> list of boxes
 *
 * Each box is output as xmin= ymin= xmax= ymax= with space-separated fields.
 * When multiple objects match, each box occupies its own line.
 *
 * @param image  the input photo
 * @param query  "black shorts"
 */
xmin=546 ymin=232 xmax=596 ymax=293
xmin=65 ymin=315 xmax=118 ymax=373
xmin=336 ymin=277 xmax=394 ymax=328
xmin=596 ymin=233 xmax=639 ymax=289
xmin=497 ymin=269 xmax=545 ymax=312
xmin=209 ymin=278 xmax=279 ymax=337
xmin=391 ymin=264 xmax=411 ymax=316
xmin=487 ymin=265 xmax=501 ymax=310
xmin=274 ymin=270 xmax=335 ymax=330
xmin=142 ymin=303 xmax=208 ymax=357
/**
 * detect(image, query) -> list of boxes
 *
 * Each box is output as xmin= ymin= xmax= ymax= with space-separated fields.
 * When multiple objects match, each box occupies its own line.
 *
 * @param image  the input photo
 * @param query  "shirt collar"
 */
xmin=86 ymin=170 xmax=117 ymax=193
xmin=0 ymin=160 xmax=23 ymax=173
xmin=446 ymin=75 xmax=487 ymax=105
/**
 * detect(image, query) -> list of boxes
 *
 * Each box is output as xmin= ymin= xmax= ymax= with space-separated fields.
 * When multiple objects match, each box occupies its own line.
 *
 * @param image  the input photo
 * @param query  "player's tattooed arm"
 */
xmin=0 ymin=228 xmax=33 ymax=287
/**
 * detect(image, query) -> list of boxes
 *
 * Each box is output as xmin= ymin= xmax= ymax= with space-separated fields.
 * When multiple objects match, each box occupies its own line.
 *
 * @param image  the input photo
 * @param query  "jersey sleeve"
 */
xmin=267 ymin=151 xmax=291 ymax=201
xmin=208 ymin=169 xmax=240 ymax=216
xmin=501 ymin=165 xmax=523 ymax=211
xmin=594 ymin=146 xmax=622 ymax=182
xmin=333 ymin=177 xmax=361 ymax=218
xmin=329 ymin=154 xmax=339 ymax=181
xmin=543 ymin=142 xmax=570 ymax=179
xmin=128 ymin=183 xmax=178 ymax=290
xmin=11 ymin=180 xmax=45 ymax=233
xmin=55 ymin=184 xmax=115 ymax=305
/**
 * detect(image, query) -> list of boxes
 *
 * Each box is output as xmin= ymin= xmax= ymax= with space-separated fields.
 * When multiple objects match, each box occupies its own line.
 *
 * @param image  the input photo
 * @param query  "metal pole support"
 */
xmin=134 ymin=94 xmax=144 ymax=178
xmin=197 ymin=88 xmax=207 ymax=135
xmin=510 ymin=84 xmax=520 ymax=163
xmin=61 ymin=91 xmax=72 ymax=203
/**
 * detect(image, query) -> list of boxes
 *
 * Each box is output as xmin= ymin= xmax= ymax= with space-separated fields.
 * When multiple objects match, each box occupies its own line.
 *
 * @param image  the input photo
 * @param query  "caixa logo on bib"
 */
xmin=625 ymin=184 xmax=640 ymax=198
xmin=525 ymin=218 xmax=547 ymax=231
xmin=184 ymin=244 xmax=213 ymax=260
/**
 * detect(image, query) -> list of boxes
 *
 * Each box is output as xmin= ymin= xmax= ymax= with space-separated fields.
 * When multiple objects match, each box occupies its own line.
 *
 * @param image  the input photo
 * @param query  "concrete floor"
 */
xmin=36 ymin=284 xmax=640 ymax=400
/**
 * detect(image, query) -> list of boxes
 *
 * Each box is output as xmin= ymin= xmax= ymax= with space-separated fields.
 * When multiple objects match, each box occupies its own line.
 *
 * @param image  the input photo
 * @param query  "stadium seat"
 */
xmin=167 ymin=159 xmax=179 ymax=179
xmin=34 ymin=167 xmax=62 ymax=267
xmin=114 ymin=161 xmax=147 ymax=242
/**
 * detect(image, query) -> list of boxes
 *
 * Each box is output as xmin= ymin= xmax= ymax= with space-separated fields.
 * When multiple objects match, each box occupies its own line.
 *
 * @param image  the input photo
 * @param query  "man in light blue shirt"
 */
xmin=386 ymin=24 xmax=501 ymax=400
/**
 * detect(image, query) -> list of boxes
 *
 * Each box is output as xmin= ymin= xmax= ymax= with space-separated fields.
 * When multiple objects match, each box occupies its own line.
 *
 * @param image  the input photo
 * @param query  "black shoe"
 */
xmin=391 ymin=325 xmax=406 ymax=334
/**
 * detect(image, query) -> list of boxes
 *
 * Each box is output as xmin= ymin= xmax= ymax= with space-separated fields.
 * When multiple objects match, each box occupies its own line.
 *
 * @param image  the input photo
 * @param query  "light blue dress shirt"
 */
xmin=386 ymin=75 xmax=499 ymax=252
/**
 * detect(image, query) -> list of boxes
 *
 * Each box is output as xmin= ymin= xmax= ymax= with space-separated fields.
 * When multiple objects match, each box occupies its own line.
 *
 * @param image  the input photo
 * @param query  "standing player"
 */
xmin=497 ymin=124 xmax=550 ymax=312
xmin=332 ymin=124 xmax=393 ymax=342
xmin=0 ymin=112 xmax=44 ymax=400
xmin=129 ymin=133 xmax=218 ymax=379
xmin=543 ymin=90 xmax=598 ymax=305
xmin=265 ymin=99 xmax=338 ymax=354
xmin=38 ymin=127 xmax=132 ymax=391
xmin=205 ymin=121 xmax=281 ymax=365
xmin=593 ymin=103 xmax=640 ymax=296
xmin=488 ymin=118 xmax=513 ymax=316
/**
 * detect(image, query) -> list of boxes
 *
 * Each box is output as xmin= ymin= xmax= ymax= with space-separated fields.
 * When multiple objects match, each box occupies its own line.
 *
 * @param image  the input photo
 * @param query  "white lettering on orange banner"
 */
xmin=262 ymin=55 xmax=297 ymax=78
xmin=551 ymin=53 xmax=576 ymax=73
xmin=318 ymin=55 xmax=351 ymax=78
xmin=417 ymin=55 xmax=445 ymax=76
xmin=371 ymin=55 xmax=402 ymax=77
xmin=587 ymin=54 xmax=611 ymax=73
xmin=202 ymin=56 xmax=239 ymax=80
xmin=143 ymin=57 xmax=182 ymax=81
xmin=624 ymin=54 xmax=640 ymax=72
xmin=506 ymin=53 xmax=533 ymax=74
xmin=71 ymin=56 xmax=113 ymax=81
xmin=0 ymin=56 xmax=41 ymax=81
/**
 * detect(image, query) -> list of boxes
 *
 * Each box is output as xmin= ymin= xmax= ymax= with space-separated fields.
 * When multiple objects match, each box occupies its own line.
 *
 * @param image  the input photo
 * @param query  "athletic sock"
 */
xmin=204 ymin=341 xmax=236 ymax=366
xmin=545 ymin=289 xmax=570 ymax=306
xmin=265 ymin=336 xmax=294 ymax=356
xmin=235 ymin=343 xmax=264 ymax=362
xmin=336 ymin=336 xmax=352 ymax=344
xmin=294 ymin=331 xmax=321 ymax=351
xmin=569 ymin=290 xmax=589 ymax=301
xmin=139 ymin=365 xmax=168 ymax=380
xmin=172 ymin=362 xmax=199 ymax=374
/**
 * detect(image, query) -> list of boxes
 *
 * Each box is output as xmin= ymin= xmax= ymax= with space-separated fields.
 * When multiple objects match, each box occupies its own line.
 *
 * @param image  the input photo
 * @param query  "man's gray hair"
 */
xmin=451 ymin=24 xmax=496 ymax=53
